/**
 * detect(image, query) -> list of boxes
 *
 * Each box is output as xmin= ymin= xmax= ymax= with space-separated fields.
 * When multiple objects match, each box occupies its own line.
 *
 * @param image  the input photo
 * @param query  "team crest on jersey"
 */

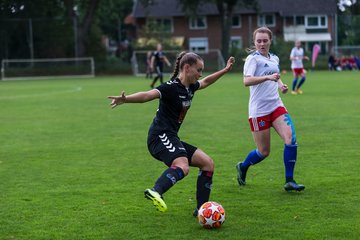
xmin=259 ymin=120 xmax=266 ymax=127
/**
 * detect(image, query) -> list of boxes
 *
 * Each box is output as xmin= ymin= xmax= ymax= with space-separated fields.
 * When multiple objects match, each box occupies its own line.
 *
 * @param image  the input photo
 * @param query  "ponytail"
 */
xmin=170 ymin=51 xmax=187 ymax=80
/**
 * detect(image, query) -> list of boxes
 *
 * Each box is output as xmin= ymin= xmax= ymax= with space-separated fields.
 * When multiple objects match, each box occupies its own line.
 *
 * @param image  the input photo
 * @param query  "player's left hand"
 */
xmin=279 ymin=84 xmax=288 ymax=94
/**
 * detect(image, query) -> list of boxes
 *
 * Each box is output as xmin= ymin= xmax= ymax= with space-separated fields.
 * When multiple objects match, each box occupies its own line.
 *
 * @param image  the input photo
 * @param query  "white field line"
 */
xmin=0 ymin=86 xmax=82 ymax=100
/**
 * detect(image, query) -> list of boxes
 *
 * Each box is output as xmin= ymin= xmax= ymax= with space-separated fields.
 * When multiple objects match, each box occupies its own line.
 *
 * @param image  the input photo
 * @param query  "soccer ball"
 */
xmin=197 ymin=201 xmax=225 ymax=229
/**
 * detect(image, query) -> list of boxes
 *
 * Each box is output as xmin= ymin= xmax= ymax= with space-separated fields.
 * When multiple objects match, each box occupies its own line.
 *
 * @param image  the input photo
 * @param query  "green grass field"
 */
xmin=1 ymin=71 xmax=360 ymax=239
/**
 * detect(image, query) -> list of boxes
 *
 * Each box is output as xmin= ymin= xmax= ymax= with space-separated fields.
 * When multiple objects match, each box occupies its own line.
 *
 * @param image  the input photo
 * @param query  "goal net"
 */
xmin=331 ymin=46 xmax=360 ymax=58
xmin=131 ymin=49 xmax=225 ymax=77
xmin=1 ymin=57 xmax=95 ymax=80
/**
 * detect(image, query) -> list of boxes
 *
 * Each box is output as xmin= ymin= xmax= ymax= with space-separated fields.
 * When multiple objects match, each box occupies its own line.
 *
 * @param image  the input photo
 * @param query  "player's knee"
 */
xmin=172 ymin=159 xmax=190 ymax=176
xmin=205 ymin=158 xmax=215 ymax=172
xmin=258 ymin=148 xmax=270 ymax=158
xmin=284 ymin=135 xmax=296 ymax=145
xmin=283 ymin=114 xmax=297 ymax=145
xmin=180 ymin=165 xmax=189 ymax=176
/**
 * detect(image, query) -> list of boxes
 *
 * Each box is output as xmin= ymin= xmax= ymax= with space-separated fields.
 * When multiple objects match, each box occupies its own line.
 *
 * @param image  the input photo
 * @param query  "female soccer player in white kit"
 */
xmin=236 ymin=27 xmax=305 ymax=192
xmin=290 ymin=40 xmax=309 ymax=94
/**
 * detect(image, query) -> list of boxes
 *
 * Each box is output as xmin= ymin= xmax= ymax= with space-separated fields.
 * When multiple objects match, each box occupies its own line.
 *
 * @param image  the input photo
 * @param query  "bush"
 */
xmin=96 ymin=56 xmax=132 ymax=75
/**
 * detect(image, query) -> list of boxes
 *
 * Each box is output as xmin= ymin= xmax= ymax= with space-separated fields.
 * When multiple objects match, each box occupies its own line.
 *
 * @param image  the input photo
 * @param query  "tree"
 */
xmin=337 ymin=0 xmax=360 ymax=46
xmin=97 ymin=0 xmax=133 ymax=42
xmin=63 ymin=0 xmax=100 ymax=57
xmin=179 ymin=0 xmax=257 ymax=60
xmin=0 ymin=0 xmax=134 ymax=61
xmin=0 ymin=0 xmax=74 ymax=59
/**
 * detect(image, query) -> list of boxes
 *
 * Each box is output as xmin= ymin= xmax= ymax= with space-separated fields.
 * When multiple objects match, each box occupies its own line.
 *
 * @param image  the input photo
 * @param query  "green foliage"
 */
xmin=0 ymin=71 xmax=360 ymax=239
xmin=135 ymin=18 xmax=182 ymax=51
xmin=338 ymin=14 xmax=360 ymax=45
xmin=0 ymin=0 xmax=74 ymax=59
xmin=96 ymin=56 xmax=132 ymax=75
xmin=97 ymin=0 xmax=133 ymax=41
xmin=0 ymin=0 xmax=133 ymax=61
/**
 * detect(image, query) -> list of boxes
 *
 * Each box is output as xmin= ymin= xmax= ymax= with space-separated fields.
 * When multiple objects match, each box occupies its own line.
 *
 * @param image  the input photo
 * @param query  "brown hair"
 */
xmin=170 ymin=51 xmax=203 ymax=80
xmin=247 ymin=26 xmax=273 ymax=53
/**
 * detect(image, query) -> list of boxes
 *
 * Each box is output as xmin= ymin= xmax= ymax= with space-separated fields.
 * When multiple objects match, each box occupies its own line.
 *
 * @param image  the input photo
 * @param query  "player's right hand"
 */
xmin=108 ymin=91 xmax=126 ymax=108
xmin=270 ymin=73 xmax=280 ymax=82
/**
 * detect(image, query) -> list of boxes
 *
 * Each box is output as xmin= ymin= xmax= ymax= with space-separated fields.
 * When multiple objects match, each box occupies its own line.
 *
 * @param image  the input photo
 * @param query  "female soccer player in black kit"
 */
xmin=108 ymin=52 xmax=235 ymax=215
xmin=150 ymin=43 xmax=172 ymax=88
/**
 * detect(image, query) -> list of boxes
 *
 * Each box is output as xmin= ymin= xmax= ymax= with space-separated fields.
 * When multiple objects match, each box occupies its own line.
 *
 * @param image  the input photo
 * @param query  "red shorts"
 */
xmin=292 ymin=68 xmax=304 ymax=76
xmin=248 ymin=106 xmax=288 ymax=132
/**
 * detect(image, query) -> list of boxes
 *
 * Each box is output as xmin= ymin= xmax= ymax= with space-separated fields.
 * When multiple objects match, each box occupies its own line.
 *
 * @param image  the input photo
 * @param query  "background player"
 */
xmin=150 ymin=43 xmax=172 ymax=88
xmin=290 ymin=40 xmax=309 ymax=94
xmin=236 ymin=27 xmax=305 ymax=192
xmin=108 ymin=52 xmax=235 ymax=215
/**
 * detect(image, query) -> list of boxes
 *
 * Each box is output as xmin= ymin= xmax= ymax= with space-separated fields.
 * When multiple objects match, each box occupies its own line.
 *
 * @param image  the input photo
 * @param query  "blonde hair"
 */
xmin=170 ymin=51 xmax=203 ymax=80
xmin=246 ymin=26 xmax=273 ymax=53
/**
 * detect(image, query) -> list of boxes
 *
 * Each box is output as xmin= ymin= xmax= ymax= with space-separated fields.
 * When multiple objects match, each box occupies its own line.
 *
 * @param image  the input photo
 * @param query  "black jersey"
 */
xmin=152 ymin=51 xmax=166 ymax=67
xmin=148 ymin=78 xmax=200 ymax=136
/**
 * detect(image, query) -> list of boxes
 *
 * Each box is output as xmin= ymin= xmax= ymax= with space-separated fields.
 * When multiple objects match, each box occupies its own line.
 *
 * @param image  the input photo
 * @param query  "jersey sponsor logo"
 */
xmin=264 ymin=70 xmax=277 ymax=75
xmin=178 ymin=100 xmax=191 ymax=123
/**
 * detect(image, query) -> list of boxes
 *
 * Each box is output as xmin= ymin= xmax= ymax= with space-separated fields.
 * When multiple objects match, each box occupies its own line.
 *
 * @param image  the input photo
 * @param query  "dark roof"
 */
xmin=133 ymin=0 xmax=217 ymax=17
xmin=133 ymin=0 xmax=337 ymax=18
xmin=255 ymin=0 xmax=338 ymax=16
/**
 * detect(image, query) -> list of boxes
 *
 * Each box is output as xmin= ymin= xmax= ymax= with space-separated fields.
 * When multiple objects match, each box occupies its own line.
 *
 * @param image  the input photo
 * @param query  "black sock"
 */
xmin=151 ymin=77 xmax=158 ymax=86
xmin=153 ymin=167 xmax=185 ymax=195
xmin=196 ymin=170 xmax=213 ymax=209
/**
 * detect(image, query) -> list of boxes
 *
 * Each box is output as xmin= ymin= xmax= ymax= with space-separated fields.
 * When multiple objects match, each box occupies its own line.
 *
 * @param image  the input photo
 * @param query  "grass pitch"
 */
xmin=0 ymin=71 xmax=359 ymax=239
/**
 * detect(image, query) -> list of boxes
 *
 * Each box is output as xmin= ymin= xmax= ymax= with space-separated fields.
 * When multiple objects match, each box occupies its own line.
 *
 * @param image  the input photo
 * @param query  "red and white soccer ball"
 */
xmin=197 ymin=201 xmax=225 ymax=229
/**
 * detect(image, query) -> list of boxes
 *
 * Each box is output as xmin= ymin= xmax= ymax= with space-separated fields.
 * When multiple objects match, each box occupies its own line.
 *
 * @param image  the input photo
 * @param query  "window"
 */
xmin=146 ymin=18 xmax=173 ymax=32
xmin=189 ymin=16 xmax=207 ymax=29
xmin=189 ymin=38 xmax=208 ymax=52
xmin=296 ymin=16 xmax=305 ymax=25
xmin=285 ymin=16 xmax=305 ymax=26
xmin=232 ymin=15 xmax=241 ymax=28
xmin=305 ymin=15 xmax=327 ymax=28
xmin=230 ymin=36 xmax=242 ymax=49
xmin=258 ymin=14 xmax=275 ymax=27
xmin=157 ymin=18 xmax=173 ymax=32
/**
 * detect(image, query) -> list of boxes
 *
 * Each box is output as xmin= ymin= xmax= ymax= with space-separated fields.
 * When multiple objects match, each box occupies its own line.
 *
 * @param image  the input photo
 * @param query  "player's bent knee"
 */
xmin=205 ymin=158 xmax=215 ymax=172
xmin=172 ymin=158 xmax=190 ymax=176
xmin=180 ymin=165 xmax=190 ymax=176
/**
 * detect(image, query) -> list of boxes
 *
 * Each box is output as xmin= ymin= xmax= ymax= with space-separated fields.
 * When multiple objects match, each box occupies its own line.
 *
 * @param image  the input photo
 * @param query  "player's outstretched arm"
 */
xmin=108 ymin=89 xmax=160 ymax=109
xmin=199 ymin=56 xmax=235 ymax=90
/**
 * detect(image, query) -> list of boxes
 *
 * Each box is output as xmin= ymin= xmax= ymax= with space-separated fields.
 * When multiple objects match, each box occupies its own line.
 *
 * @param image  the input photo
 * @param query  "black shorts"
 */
xmin=147 ymin=132 xmax=197 ymax=167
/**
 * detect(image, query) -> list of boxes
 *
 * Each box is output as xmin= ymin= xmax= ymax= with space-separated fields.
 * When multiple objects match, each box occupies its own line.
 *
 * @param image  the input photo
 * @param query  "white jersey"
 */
xmin=243 ymin=51 xmax=284 ymax=118
xmin=290 ymin=47 xmax=304 ymax=69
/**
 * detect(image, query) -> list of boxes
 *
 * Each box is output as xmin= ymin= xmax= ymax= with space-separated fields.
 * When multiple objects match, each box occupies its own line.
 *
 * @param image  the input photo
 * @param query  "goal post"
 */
xmin=131 ymin=49 xmax=225 ymax=77
xmin=1 ymin=57 xmax=95 ymax=80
